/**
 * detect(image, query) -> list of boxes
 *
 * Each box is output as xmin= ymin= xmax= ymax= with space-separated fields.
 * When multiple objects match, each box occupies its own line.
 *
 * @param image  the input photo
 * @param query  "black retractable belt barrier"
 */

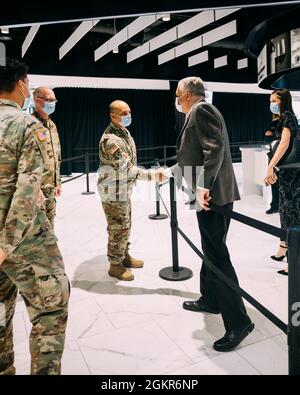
xmin=61 ymin=154 xmax=85 ymax=185
xmin=210 ymin=203 xmax=286 ymax=240
xmin=81 ymin=152 xmax=95 ymax=195
xmin=62 ymin=173 xmax=85 ymax=184
xmin=156 ymin=180 xmax=288 ymax=333
xmin=155 ymin=176 xmax=300 ymax=375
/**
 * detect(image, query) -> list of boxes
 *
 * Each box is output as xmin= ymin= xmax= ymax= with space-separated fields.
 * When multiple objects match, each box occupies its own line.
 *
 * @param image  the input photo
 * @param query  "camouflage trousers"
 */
xmin=41 ymin=187 xmax=56 ymax=228
xmin=102 ymin=200 xmax=132 ymax=265
xmin=0 ymin=240 xmax=69 ymax=375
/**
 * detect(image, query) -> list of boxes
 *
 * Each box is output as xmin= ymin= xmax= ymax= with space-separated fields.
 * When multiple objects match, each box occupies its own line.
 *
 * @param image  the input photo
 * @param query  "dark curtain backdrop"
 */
xmin=51 ymin=87 xmax=271 ymax=174
xmin=212 ymin=92 xmax=271 ymax=143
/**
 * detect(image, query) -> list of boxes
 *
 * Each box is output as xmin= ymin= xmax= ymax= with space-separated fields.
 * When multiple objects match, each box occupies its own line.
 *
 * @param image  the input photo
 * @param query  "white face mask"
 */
xmin=175 ymin=97 xmax=183 ymax=113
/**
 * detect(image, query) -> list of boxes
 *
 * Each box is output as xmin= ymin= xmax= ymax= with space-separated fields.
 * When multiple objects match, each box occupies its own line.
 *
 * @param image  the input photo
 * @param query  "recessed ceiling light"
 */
xmin=162 ymin=14 xmax=171 ymax=22
xmin=1 ymin=27 xmax=9 ymax=34
xmin=112 ymin=47 xmax=119 ymax=54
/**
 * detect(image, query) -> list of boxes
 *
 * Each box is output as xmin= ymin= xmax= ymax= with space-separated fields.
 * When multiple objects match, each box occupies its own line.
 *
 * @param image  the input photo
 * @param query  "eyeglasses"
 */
xmin=36 ymin=96 xmax=58 ymax=103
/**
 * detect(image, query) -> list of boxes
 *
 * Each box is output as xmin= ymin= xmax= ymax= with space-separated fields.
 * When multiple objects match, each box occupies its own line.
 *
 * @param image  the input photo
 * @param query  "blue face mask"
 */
xmin=22 ymin=96 xmax=32 ymax=112
xmin=18 ymin=80 xmax=31 ymax=111
xmin=43 ymin=101 xmax=56 ymax=115
xmin=270 ymin=102 xmax=280 ymax=115
xmin=121 ymin=115 xmax=132 ymax=128
xmin=25 ymin=95 xmax=35 ymax=114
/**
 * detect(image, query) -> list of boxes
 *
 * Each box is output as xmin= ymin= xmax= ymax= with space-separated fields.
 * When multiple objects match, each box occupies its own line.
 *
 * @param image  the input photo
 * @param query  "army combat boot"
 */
xmin=122 ymin=243 xmax=144 ymax=268
xmin=108 ymin=263 xmax=134 ymax=281
xmin=123 ymin=253 xmax=144 ymax=268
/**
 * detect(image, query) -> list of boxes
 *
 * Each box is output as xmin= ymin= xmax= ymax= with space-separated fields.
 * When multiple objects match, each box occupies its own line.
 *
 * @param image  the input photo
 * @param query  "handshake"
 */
xmin=154 ymin=168 xmax=170 ymax=183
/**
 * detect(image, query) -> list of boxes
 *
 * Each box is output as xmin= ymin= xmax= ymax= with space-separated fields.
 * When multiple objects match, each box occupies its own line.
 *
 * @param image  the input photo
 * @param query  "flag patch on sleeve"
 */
xmin=37 ymin=130 xmax=48 ymax=141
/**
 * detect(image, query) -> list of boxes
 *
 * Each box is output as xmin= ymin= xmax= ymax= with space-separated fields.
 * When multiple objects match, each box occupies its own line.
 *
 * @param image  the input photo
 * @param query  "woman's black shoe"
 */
xmin=271 ymin=254 xmax=286 ymax=261
xmin=271 ymin=245 xmax=288 ymax=261
xmin=277 ymin=270 xmax=288 ymax=276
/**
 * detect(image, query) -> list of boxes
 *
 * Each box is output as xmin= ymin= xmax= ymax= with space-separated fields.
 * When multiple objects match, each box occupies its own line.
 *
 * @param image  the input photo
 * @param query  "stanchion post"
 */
xmin=159 ymin=176 xmax=193 ymax=281
xmin=81 ymin=152 xmax=95 ymax=195
xmin=170 ymin=176 xmax=179 ymax=272
xmin=149 ymin=158 xmax=168 ymax=220
xmin=288 ymin=225 xmax=300 ymax=375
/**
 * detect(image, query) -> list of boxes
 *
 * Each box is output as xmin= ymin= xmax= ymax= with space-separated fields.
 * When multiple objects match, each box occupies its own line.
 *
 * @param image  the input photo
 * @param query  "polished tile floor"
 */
xmin=13 ymin=165 xmax=288 ymax=375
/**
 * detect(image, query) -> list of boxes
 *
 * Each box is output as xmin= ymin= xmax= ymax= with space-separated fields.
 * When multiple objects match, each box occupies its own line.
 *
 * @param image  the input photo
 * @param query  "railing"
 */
xmin=63 ymin=141 xmax=266 ymax=176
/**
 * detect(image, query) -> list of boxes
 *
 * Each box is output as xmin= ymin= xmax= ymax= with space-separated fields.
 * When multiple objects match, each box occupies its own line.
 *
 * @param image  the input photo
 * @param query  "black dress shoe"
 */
xmin=266 ymin=207 xmax=279 ymax=214
xmin=182 ymin=299 xmax=220 ymax=314
xmin=213 ymin=322 xmax=255 ymax=352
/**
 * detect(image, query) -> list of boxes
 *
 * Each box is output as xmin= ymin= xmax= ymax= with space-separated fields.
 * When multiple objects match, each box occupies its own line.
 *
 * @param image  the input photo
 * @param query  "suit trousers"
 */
xmin=196 ymin=203 xmax=251 ymax=332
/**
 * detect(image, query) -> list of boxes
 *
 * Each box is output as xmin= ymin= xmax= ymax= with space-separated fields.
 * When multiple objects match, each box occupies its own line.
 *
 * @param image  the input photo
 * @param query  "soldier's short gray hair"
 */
xmin=178 ymin=77 xmax=205 ymax=97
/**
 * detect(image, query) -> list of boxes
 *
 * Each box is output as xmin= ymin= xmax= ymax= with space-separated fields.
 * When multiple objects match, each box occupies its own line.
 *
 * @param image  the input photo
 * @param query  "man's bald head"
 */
xmin=33 ymin=86 xmax=55 ymax=99
xmin=109 ymin=100 xmax=129 ymax=114
xmin=33 ymin=86 xmax=57 ymax=118
xmin=109 ymin=100 xmax=131 ymax=128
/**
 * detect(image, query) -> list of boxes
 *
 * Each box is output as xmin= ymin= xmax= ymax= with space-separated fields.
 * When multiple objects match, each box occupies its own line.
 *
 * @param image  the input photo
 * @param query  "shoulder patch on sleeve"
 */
xmin=30 ymin=122 xmax=49 ymax=142
xmin=36 ymin=129 xmax=48 ymax=141
xmin=109 ymin=145 xmax=119 ymax=155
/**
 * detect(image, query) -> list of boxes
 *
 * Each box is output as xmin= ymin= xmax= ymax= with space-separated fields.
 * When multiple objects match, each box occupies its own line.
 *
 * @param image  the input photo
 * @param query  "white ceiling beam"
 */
xmin=0 ymin=43 xmax=6 ymax=65
xmin=175 ymin=36 xmax=203 ymax=58
xmin=214 ymin=55 xmax=228 ymax=68
xmin=158 ymin=19 xmax=237 ymax=65
xmin=202 ymin=20 xmax=237 ymax=46
xmin=95 ymin=15 xmax=161 ymax=62
xmin=158 ymin=48 xmax=175 ymax=65
xmin=127 ymin=8 xmax=239 ymax=64
xmin=22 ymin=25 xmax=40 ymax=57
xmin=214 ymin=8 xmax=240 ymax=20
xmin=150 ymin=27 xmax=178 ymax=52
xmin=127 ymin=42 xmax=150 ymax=62
xmin=59 ymin=19 xmax=100 ymax=60
xmin=188 ymin=50 xmax=209 ymax=67
xmin=237 ymin=58 xmax=248 ymax=69
xmin=177 ymin=11 xmax=214 ymax=39
xmin=128 ymin=11 xmax=213 ymax=63
xmin=127 ymin=15 xmax=157 ymax=38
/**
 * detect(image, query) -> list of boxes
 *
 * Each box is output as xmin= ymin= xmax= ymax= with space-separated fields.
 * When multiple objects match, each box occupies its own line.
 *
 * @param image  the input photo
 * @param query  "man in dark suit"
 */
xmin=173 ymin=77 xmax=254 ymax=352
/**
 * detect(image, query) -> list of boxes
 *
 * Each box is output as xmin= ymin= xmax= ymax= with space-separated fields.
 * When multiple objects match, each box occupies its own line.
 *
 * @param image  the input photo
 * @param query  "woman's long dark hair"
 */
xmin=271 ymin=89 xmax=295 ymax=116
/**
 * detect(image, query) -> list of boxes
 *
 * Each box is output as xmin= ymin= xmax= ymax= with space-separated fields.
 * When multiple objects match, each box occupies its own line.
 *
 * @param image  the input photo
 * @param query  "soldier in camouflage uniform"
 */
xmin=0 ymin=59 xmax=69 ymax=375
xmin=98 ymin=100 xmax=162 ymax=281
xmin=33 ymin=87 xmax=62 ymax=228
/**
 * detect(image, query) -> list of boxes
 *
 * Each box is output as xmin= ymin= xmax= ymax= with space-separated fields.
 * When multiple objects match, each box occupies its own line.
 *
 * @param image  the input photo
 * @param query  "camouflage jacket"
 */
xmin=32 ymin=111 xmax=61 ymax=189
xmin=98 ymin=122 xmax=155 ymax=202
xmin=0 ymin=99 xmax=55 ymax=256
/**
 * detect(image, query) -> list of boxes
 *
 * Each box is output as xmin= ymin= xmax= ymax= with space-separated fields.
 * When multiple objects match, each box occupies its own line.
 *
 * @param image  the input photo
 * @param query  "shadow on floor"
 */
xmin=71 ymin=255 xmax=199 ymax=299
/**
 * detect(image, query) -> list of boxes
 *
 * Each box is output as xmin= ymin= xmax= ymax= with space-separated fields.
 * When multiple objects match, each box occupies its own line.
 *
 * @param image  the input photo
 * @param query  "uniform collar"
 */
xmin=108 ymin=122 xmax=129 ymax=137
xmin=33 ymin=111 xmax=50 ymax=125
xmin=0 ymin=99 xmax=21 ymax=109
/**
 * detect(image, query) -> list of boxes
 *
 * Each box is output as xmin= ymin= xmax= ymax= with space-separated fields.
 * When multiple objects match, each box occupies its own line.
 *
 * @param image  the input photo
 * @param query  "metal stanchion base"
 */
xmin=148 ymin=214 xmax=168 ymax=220
xmin=81 ymin=191 xmax=95 ymax=195
xmin=159 ymin=266 xmax=193 ymax=281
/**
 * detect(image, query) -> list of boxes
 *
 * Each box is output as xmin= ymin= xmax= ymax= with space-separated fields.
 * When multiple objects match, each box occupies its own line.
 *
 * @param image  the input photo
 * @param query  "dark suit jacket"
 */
xmin=175 ymin=100 xmax=240 ymax=207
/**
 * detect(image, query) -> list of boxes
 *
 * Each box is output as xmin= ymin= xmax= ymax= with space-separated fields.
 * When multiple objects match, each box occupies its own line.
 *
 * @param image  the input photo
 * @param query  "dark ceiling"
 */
xmin=1 ymin=1 xmax=300 ymax=83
